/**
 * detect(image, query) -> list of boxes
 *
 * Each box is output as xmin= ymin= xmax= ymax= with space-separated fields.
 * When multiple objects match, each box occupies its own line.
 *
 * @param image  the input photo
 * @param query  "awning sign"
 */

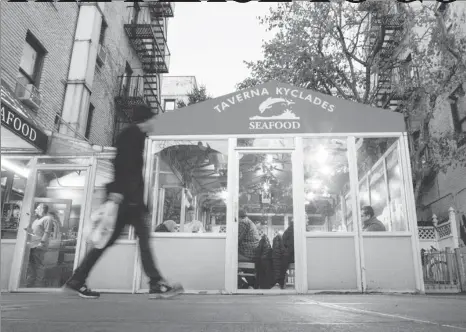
xmin=149 ymin=81 xmax=406 ymax=136
xmin=1 ymin=103 xmax=48 ymax=152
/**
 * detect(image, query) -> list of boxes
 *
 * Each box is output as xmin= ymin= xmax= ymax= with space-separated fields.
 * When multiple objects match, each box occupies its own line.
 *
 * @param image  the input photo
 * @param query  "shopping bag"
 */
xmin=86 ymin=200 xmax=119 ymax=249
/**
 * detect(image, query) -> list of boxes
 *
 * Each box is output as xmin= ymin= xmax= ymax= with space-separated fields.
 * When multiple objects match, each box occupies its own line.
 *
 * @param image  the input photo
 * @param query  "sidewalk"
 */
xmin=2 ymin=292 xmax=466 ymax=331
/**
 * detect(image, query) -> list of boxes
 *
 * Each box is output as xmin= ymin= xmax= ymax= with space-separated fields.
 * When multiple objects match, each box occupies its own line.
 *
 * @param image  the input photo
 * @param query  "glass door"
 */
xmin=235 ymin=150 xmax=296 ymax=291
xmin=9 ymin=163 xmax=91 ymax=291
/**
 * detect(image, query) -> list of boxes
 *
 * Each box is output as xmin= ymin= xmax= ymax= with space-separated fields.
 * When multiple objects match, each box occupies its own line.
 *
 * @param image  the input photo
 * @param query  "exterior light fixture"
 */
xmin=1 ymin=158 xmax=29 ymax=178
xmin=306 ymin=192 xmax=315 ymax=200
xmin=316 ymin=146 xmax=328 ymax=163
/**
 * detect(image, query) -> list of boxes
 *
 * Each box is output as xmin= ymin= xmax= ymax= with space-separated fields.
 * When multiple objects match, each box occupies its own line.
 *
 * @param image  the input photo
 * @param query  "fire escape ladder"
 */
xmin=371 ymin=11 xmax=407 ymax=110
xmin=124 ymin=5 xmax=170 ymax=74
xmin=148 ymin=1 xmax=174 ymax=18
xmin=143 ymin=74 xmax=162 ymax=115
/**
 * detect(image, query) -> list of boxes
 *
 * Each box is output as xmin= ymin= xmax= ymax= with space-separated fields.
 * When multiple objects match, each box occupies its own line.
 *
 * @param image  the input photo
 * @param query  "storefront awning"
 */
xmin=149 ymin=81 xmax=406 ymax=137
xmin=1 ymin=79 xmax=49 ymax=152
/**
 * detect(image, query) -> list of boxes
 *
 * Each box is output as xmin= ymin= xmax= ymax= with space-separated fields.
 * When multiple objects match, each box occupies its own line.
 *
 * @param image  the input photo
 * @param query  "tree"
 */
xmin=177 ymin=85 xmax=212 ymax=109
xmin=237 ymin=1 xmax=466 ymax=206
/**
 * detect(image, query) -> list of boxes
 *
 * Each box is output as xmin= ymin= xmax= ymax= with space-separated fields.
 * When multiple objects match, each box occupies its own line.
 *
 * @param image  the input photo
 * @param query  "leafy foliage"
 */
xmin=238 ymin=1 xmax=466 ymax=204
xmin=176 ymin=85 xmax=212 ymax=108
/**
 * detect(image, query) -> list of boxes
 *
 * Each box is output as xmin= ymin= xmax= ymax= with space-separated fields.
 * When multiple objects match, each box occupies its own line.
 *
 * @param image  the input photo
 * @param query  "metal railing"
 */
xmin=116 ymin=75 xmax=146 ymax=100
xmin=124 ymin=6 xmax=171 ymax=74
xmin=421 ymin=247 xmax=461 ymax=292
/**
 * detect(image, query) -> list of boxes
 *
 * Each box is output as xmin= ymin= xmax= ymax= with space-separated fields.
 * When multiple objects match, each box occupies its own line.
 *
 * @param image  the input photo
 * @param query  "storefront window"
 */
xmin=356 ymin=137 xmax=408 ymax=232
xmin=149 ymin=139 xmax=229 ymax=234
xmin=19 ymin=167 xmax=88 ymax=288
xmin=1 ymin=157 xmax=33 ymax=240
xmin=88 ymin=158 xmax=131 ymax=239
xmin=303 ymin=138 xmax=352 ymax=232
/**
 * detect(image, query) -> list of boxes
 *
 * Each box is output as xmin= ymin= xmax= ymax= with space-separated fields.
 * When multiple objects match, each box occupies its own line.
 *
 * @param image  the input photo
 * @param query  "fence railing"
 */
xmin=421 ymin=247 xmax=462 ymax=292
xmin=418 ymin=207 xmax=461 ymax=251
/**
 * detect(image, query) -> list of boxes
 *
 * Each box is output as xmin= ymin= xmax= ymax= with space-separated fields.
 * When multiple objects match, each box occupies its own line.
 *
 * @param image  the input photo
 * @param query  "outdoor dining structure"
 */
xmin=1 ymin=81 xmax=425 ymax=294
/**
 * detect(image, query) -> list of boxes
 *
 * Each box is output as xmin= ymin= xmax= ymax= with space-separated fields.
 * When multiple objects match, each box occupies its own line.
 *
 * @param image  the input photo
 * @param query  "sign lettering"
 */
xmin=1 ymin=104 xmax=47 ymax=151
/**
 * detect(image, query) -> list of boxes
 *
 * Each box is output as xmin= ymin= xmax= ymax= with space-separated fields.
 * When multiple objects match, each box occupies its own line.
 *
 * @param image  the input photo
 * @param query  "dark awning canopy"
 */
xmin=149 ymin=81 xmax=406 ymax=137
xmin=1 ymin=79 xmax=49 ymax=152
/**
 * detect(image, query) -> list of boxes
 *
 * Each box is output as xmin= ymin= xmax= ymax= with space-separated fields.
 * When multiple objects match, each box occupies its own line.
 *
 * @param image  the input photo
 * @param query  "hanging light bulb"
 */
xmin=263 ymin=182 xmax=270 ymax=191
xmin=306 ymin=192 xmax=315 ymax=200
xmin=320 ymin=165 xmax=332 ymax=175
xmin=310 ymin=180 xmax=322 ymax=190
xmin=316 ymin=146 xmax=328 ymax=163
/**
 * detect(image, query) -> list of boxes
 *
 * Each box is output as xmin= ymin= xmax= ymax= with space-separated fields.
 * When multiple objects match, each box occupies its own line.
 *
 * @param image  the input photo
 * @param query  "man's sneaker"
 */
xmin=63 ymin=282 xmax=100 ymax=299
xmin=149 ymin=281 xmax=184 ymax=299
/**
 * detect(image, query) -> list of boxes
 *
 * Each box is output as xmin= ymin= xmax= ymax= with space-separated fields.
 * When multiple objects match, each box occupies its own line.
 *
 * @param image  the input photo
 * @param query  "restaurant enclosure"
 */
xmin=1 ymin=81 xmax=425 ymax=294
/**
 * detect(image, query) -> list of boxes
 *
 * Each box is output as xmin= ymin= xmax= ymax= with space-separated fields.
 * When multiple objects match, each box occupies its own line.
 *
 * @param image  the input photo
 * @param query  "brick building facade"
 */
xmin=87 ymin=3 xmax=147 ymax=146
xmin=1 ymin=2 xmax=79 ymax=134
xmin=1 ymin=2 xmax=172 ymax=150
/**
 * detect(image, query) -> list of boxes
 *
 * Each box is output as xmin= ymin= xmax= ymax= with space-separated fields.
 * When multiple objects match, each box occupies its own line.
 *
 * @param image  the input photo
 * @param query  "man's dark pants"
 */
xmin=69 ymin=202 xmax=163 ymax=287
xmin=27 ymin=247 xmax=46 ymax=287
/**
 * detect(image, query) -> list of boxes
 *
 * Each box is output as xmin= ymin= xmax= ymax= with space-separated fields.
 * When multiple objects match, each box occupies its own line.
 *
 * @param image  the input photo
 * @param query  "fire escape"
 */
xmin=114 ymin=2 xmax=174 ymax=134
xmin=365 ymin=5 xmax=408 ymax=111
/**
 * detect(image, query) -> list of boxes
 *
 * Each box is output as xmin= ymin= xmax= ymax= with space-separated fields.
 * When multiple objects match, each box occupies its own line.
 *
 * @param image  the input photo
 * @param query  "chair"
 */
xmin=238 ymin=261 xmax=255 ymax=288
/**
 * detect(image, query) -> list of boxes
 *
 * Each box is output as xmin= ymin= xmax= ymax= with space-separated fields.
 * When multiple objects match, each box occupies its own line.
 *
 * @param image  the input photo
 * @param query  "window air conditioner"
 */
xmin=15 ymin=82 xmax=42 ymax=110
xmin=97 ymin=44 xmax=107 ymax=66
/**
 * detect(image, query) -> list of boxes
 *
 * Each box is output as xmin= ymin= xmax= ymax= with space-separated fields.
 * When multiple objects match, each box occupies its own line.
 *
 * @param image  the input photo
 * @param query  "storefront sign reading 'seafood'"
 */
xmin=149 ymin=81 xmax=406 ymax=136
xmin=1 ymin=104 xmax=48 ymax=152
xmin=213 ymin=85 xmax=336 ymax=132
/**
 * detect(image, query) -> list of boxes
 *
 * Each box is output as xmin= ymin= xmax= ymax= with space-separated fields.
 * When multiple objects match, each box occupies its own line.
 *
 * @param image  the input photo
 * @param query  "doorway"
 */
xmin=9 ymin=163 xmax=91 ymax=291
xmin=234 ymin=149 xmax=297 ymax=292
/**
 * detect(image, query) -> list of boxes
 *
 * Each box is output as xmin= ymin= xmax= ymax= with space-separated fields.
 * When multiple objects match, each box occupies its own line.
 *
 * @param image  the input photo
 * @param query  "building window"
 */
xmin=54 ymin=114 xmax=61 ymax=132
xmin=85 ymin=104 xmax=95 ymax=139
xmin=99 ymin=19 xmax=108 ymax=45
xmin=131 ymin=2 xmax=141 ymax=24
xmin=164 ymin=99 xmax=176 ymax=112
xmin=121 ymin=63 xmax=133 ymax=97
xmin=17 ymin=32 xmax=46 ymax=87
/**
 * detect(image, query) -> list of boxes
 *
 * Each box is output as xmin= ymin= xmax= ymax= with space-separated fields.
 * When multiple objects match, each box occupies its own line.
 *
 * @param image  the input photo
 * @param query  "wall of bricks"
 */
xmin=87 ymin=2 xmax=148 ymax=146
xmin=1 ymin=2 xmax=79 ymax=132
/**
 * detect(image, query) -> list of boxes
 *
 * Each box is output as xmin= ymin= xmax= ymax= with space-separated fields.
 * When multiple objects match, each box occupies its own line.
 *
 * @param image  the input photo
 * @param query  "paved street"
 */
xmin=2 ymin=293 xmax=466 ymax=331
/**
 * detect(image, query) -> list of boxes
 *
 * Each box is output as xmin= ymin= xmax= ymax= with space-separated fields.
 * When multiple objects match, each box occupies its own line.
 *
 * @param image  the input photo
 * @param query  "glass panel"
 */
xmin=19 ymin=168 xmax=88 ymax=288
xmin=356 ymin=137 xmax=408 ymax=232
xmin=150 ymin=140 xmax=229 ymax=233
xmin=1 ymin=157 xmax=34 ymax=239
xmin=237 ymin=137 xmax=294 ymax=148
xmin=237 ymin=152 xmax=294 ymax=290
xmin=369 ymin=163 xmax=388 ymax=225
xmin=87 ymin=159 xmax=130 ymax=240
xmin=303 ymin=138 xmax=352 ymax=232
xmin=19 ymin=42 xmax=37 ymax=77
xmin=386 ymin=150 xmax=408 ymax=231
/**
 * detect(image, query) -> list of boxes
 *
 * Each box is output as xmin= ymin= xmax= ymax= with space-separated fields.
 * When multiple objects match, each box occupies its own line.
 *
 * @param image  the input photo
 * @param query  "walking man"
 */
xmin=64 ymin=105 xmax=183 ymax=299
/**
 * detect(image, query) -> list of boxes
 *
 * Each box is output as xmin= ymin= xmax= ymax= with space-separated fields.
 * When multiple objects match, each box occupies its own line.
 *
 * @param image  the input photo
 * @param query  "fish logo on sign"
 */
xmin=251 ymin=97 xmax=299 ymax=120
xmin=249 ymin=97 xmax=301 ymax=130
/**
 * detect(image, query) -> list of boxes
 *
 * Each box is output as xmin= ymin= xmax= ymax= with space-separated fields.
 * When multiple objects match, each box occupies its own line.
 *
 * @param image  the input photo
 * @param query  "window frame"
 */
xmin=18 ymin=32 xmax=47 ymax=87
xmin=85 ymin=104 xmax=95 ymax=140
xmin=164 ymin=99 xmax=176 ymax=112
xmin=99 ymin=19 xmax=108 ymax=45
